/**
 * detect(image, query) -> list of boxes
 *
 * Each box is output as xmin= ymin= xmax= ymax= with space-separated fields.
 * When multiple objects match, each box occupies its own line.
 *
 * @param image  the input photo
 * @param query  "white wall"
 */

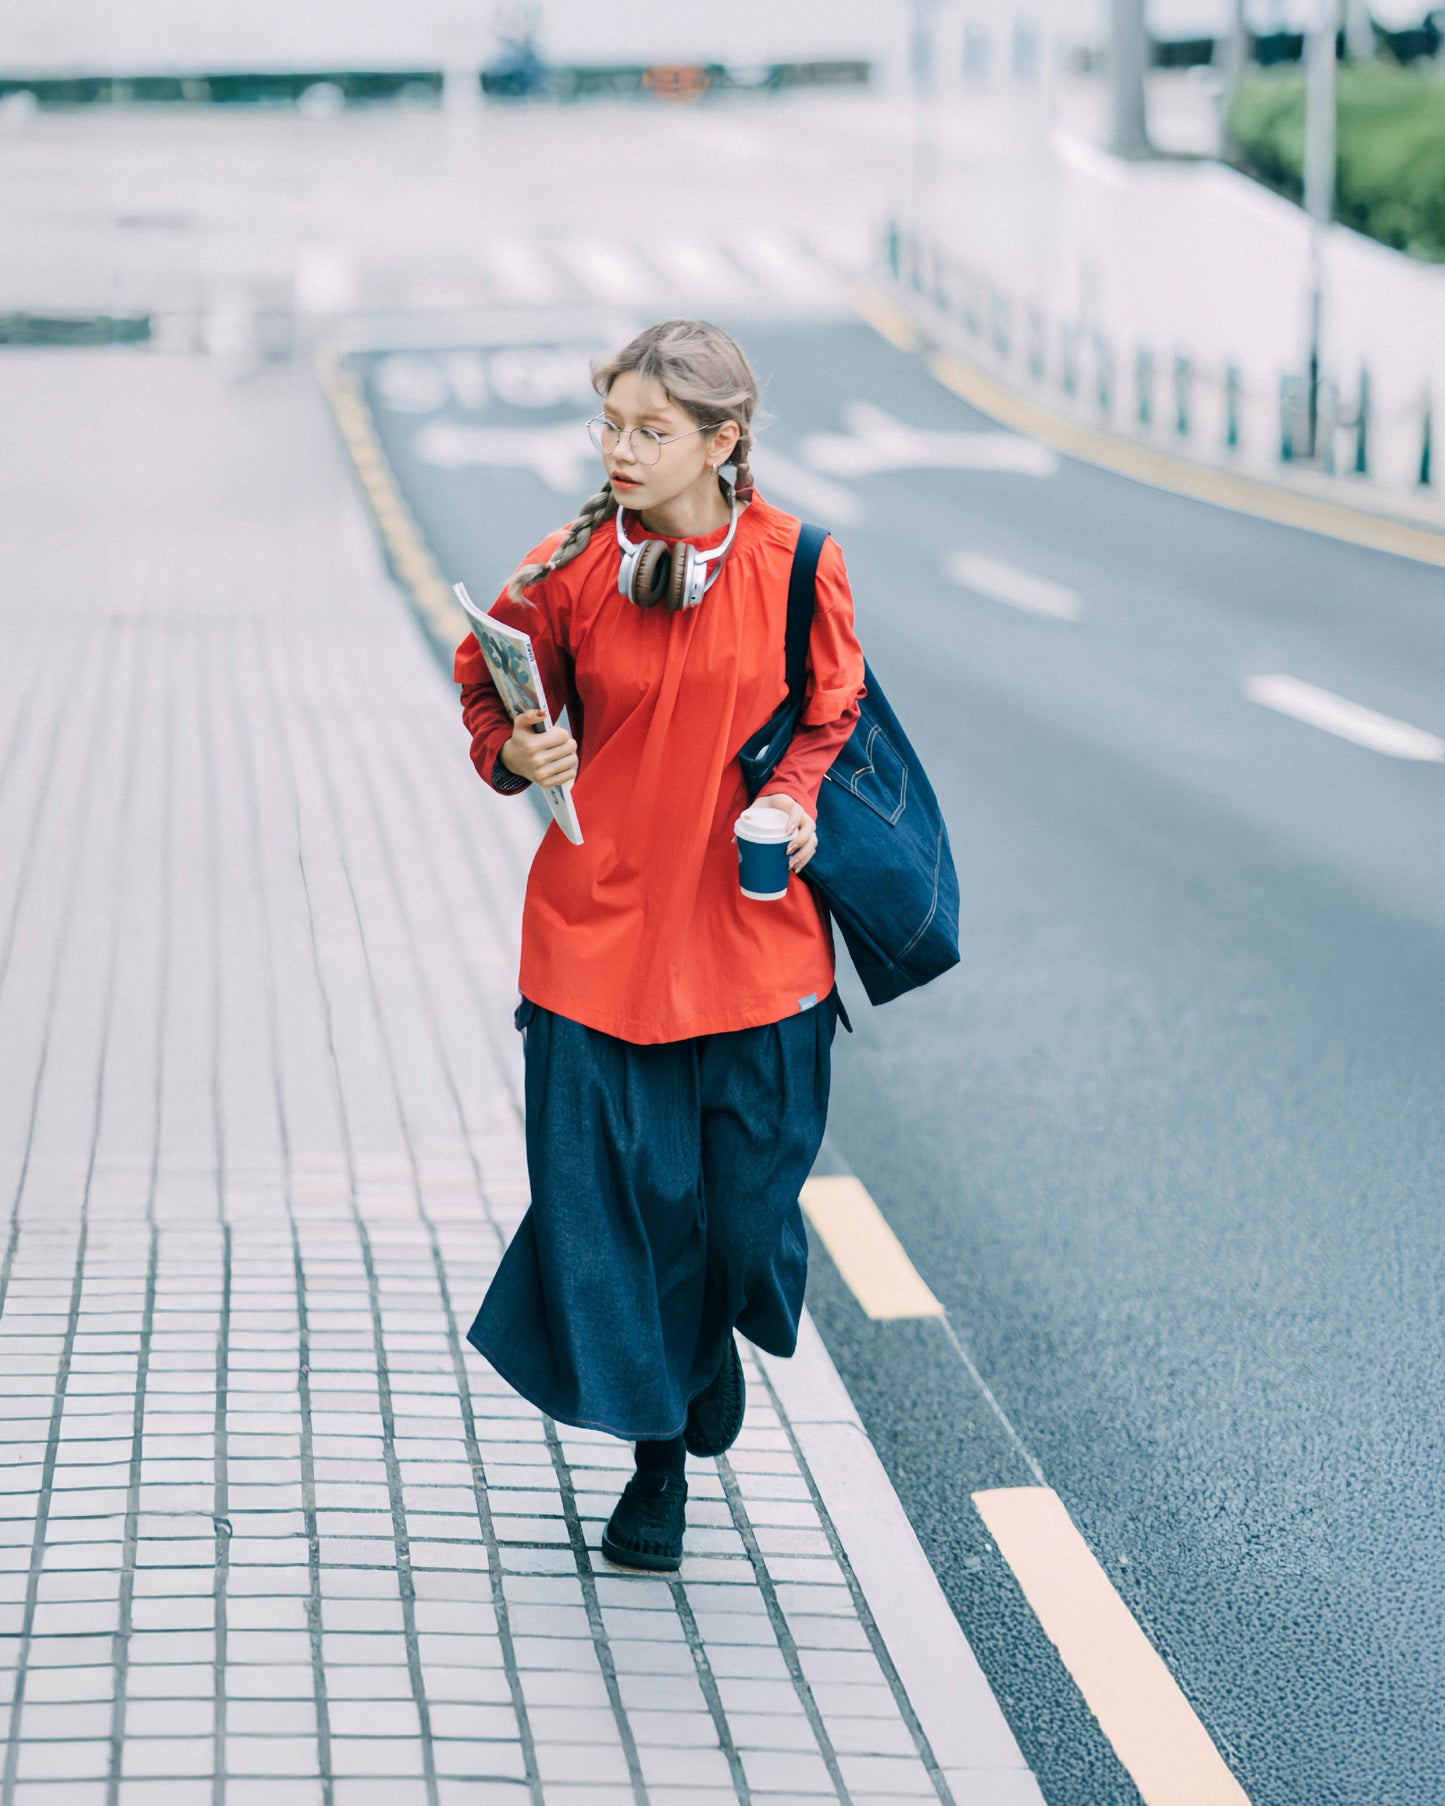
xmin=1045 ymin=136 xmax=1442 ymax=482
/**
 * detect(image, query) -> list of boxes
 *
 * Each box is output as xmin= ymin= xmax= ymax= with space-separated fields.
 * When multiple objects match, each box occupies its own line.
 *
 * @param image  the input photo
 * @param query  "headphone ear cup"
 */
xmin=631 ymin=540 xmax=671 ymax=609
xmin=668 ymin=543 xmax=694 ymax=613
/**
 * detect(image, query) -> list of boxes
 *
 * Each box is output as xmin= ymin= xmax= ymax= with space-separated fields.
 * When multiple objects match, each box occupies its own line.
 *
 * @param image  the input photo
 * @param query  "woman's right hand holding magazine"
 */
xmin=501 ymin=710 xmax=579 ymax=788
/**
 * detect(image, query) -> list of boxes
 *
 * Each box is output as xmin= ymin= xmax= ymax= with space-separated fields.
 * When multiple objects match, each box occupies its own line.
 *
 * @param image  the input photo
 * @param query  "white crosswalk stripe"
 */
xmin=555 ymin=238 xmax=656 ymax=305
xmin=645 ymin=237 xmax=754 ymax=301
xmin=479 ymin=237 xmax=563 ymax=302
xmin=467 ymin=231 xmax=853 ymax=316
xmin=732 ymin=233 xmax=846 ymax=306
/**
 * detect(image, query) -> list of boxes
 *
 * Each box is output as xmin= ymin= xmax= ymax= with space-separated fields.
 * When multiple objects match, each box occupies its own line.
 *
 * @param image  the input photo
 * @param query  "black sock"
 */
xmin=634 ymin=1434 xmax=686 ymax=1477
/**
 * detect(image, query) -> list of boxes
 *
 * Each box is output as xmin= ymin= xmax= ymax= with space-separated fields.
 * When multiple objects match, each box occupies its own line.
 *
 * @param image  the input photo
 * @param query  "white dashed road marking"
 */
xmin=947 ymin=552 xmax=1083 ymax=620
xmin=1244 ymin=674 xmax=1445 ymax=761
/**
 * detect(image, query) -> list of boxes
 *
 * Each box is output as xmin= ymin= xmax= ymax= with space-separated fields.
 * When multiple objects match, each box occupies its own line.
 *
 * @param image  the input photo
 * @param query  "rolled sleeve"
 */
xmin=760 ymin=535 xmax=866 ymax=815
xmin=490 ymin=745 xmax=531 ymax=794
xmin=798 ymin=536 xmax=865 ymax=728
xmin=459 ymin=673 xmax=527 ymax=796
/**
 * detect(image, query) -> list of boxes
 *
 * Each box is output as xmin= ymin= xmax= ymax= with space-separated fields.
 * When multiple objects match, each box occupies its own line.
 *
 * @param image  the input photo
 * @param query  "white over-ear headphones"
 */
xmin=615 ymin=465 xmax=741 ymax=612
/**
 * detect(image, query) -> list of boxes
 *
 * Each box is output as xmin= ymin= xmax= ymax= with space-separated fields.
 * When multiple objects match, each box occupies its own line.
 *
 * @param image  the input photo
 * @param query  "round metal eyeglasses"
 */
xmin=586 ymin=416 xmax=723 ymax=466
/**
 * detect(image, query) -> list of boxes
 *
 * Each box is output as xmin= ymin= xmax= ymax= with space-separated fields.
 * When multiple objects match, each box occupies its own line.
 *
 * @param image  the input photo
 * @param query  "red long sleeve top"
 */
xmin=455 ymin=492 xmax=865 ymax=1043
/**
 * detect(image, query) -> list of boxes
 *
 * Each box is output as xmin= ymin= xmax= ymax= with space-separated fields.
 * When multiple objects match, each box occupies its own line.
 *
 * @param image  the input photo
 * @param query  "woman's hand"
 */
xmin=501 ymin=710 xmax=578 ymax=788
xmin=755 ymin=793 xmax=818 ymax=873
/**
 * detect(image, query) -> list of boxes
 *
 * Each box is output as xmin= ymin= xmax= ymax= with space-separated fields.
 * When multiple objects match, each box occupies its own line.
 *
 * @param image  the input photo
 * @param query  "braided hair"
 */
xmin=504 ymin=318 xmax=759 ymax=604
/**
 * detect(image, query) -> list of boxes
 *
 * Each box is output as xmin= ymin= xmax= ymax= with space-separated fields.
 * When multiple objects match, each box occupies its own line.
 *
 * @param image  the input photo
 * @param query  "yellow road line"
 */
xmin=320 ymin=361 xmax=470 ymax=652
xmin=973 ymin=1486 xmax=1252 ymax=1806
xmin=853 ymin=287 xmax=925 ymax=353
xmin=853 ymin=288 xmax=1445 ymax=570
xmin=800 ymin=1174 xmax=942 ymax=1320
xmin=804 ymin=1164 xmax=1249 ymax=1799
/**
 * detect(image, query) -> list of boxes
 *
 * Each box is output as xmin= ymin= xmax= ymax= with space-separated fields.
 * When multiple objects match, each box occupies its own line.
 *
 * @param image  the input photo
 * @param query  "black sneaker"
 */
xmin=684 ymin=1335 xmax=746 ymax=1458
xmin=600 ymin=1470 xmax=687 ymax=1573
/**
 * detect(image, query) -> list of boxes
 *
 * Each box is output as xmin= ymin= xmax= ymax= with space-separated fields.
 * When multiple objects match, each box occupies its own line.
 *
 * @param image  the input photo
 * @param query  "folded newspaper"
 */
xmin=452 ymin=582 xmax=583 ymax=845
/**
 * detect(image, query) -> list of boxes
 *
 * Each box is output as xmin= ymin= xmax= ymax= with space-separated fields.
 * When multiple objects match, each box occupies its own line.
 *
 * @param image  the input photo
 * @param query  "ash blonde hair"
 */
xmin=505 ymin=318 xmax=758 ymax=603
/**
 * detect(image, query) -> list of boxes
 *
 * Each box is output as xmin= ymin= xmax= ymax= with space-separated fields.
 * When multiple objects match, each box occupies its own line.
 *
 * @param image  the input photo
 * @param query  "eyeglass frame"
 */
xmin=586 ymin=414 xmax=726 ymax=466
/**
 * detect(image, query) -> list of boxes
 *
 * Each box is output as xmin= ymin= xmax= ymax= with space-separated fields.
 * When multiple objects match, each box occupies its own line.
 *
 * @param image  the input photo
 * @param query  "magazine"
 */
xmin=452 ymin=582 xmax=583 ymax=846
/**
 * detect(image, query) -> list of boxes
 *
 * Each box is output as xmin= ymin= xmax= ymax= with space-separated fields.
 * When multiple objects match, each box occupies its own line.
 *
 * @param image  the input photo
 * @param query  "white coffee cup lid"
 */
xmin=735 ymin=805 xmax=792 ymax=842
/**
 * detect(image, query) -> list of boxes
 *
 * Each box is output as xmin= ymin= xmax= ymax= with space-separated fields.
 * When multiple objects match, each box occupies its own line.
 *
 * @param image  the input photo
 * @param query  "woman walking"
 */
xmin=454 ymin=319 xmax=864 ymax=1572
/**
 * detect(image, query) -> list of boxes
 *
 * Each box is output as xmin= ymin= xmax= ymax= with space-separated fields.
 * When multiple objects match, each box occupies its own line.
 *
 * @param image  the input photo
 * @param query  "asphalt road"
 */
xmin=356 ymin=314 xmax=1445 ymax=1806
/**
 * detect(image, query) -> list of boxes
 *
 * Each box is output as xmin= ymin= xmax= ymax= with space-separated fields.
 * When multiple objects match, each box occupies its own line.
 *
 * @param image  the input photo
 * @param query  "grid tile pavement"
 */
xmin=0 ymin=350 xmax=1006 ymax=1804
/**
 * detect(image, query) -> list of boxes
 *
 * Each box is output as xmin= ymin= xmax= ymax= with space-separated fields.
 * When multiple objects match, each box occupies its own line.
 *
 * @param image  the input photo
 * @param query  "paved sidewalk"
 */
xmin=0 ymin=350 xmax=1037 ymax=1806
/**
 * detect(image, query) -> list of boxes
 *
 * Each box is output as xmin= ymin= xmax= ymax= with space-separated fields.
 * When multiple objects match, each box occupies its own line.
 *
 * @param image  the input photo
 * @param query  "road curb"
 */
xmin=761 ymin=1313 xmax=1046 ymax=1805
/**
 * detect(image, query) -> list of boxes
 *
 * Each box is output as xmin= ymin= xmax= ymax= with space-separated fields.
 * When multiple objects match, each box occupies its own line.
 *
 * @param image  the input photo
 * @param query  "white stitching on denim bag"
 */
xmin=894 ymin=822 xmax=945 ymax=965
xmin=824 ymin=725 xmax=908 ymax=826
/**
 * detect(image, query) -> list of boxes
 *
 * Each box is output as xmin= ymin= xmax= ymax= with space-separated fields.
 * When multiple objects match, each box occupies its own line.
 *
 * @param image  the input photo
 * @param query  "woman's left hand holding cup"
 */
xmin=754 ymin=793 xmax=817 ymax=873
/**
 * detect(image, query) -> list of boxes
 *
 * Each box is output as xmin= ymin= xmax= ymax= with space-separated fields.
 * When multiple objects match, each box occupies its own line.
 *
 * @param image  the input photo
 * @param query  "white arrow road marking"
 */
xmin=1244 ymin=674 xmax=1445 ymax=761
xmin=374 ymin=353 xmax=451 ymax=415
xmin=486 ymin=346 xmax=598 ymax=410
xmin=803 ymin=401 xmax=1059 ymax=479
xmin=443 ymin=351 xmax=489 ymax=412
xmin=947 ymin=553 xmax=1082 ymax=620
xmin=412 ymin=418 xmax=596 ymax=493
xmin=975 ymin=1487 xmax=1253 ymax=1806
xmin=750 ymin=447 xmax=862 ymax=527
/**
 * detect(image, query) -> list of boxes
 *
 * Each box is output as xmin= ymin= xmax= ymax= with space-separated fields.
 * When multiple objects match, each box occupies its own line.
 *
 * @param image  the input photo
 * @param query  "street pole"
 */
xmin=908 ymin=0 xmax=942 ymax=243
xmin=1107 ymin=0 xmax=1151 ymax=160
xmin=1303 ymin=0 xmax=1338 ymax=457
xmin=1216 ymin=0 xmax=1249 ymax=145
xmin=1213 ymin=0 xmax=1249 ymax=105
xmin=1343 ymin=0 xmax=1375 ymax=62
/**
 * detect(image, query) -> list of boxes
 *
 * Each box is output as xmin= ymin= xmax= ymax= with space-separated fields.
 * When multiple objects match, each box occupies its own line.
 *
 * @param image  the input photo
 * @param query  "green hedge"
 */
xmin=1227 ymin=62 xmax=1445 ymax=261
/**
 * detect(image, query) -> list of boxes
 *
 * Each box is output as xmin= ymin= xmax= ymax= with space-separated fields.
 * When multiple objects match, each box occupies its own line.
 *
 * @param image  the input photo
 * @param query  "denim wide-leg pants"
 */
xmin=467 ymin=991 xmax=844 ymax=1441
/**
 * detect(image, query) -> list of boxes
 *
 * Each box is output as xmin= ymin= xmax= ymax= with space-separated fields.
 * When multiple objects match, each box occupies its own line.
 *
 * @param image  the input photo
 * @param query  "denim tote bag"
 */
xmin=737 ymin=524 xmax=961 ymax=1006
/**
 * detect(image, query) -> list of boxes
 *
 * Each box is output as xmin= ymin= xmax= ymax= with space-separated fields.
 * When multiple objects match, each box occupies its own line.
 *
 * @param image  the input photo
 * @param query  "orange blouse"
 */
xmin=454 ymin=492 xmax=865 ymax=1043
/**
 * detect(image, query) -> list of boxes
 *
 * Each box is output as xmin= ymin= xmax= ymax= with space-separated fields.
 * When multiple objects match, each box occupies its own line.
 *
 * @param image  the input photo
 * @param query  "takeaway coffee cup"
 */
xmin=735 ymin=804 xmax=792 ymax=901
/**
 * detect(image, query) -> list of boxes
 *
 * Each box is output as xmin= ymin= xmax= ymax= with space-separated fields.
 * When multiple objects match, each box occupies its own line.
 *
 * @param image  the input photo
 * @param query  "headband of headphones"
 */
xmin=615 ymin=468 xmax=741 ymax=613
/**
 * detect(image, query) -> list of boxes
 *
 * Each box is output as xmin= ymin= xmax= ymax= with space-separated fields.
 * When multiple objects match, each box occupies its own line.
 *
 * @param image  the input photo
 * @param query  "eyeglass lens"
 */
xmin=588 ymin=419 xmax=664 ymax=464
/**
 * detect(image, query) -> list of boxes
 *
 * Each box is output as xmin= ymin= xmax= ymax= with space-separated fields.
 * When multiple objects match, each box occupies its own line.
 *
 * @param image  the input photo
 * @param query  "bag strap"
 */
xmin=783 ymin=523 xmax=829 ymax=709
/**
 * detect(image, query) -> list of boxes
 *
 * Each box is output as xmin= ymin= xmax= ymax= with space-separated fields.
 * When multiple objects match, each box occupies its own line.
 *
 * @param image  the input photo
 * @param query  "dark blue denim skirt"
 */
xmin=467 ymin=991 xmax=845 ymax=1442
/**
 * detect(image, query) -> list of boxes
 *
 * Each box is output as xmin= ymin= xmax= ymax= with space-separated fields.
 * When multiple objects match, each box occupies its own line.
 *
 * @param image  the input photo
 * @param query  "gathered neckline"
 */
xmin=623 ymin=495 xmax=755 ymax=551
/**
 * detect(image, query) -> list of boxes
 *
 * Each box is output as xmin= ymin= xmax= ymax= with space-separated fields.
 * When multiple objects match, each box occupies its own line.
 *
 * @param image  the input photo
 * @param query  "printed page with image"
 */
xmin=452 ymin=582 xmax=583 ymax=845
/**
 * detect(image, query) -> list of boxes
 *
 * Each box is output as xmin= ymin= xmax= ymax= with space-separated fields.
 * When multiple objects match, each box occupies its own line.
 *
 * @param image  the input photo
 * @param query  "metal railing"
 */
xmin=885 ymin=220 xmax=1436 ymax=495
